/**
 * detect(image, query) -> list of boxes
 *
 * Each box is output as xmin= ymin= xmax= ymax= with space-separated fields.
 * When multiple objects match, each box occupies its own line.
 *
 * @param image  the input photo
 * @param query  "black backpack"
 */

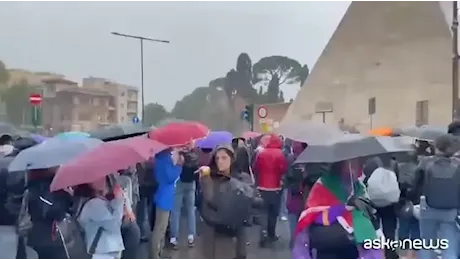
xmin=424 ymin=157 xmax=460 ymax=209
xmin=201 ymin=176 xmax=254 ymax=234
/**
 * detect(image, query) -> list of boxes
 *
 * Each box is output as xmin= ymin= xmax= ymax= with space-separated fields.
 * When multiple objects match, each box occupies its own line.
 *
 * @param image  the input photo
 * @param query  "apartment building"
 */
xmin=82 ymin=77 xmax=139 ymax=123
xmin=41 ymin=78 xmax=116 ymax=133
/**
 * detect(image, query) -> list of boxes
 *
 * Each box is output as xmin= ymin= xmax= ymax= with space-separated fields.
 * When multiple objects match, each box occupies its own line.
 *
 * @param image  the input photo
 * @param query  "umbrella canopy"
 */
xmin=29 ymin=134 xmax=49 ymax=143
xmin=295 ymin=134 xmax=413 ymax=164
xmin=89 ymin=123 xmax=151 ymax=141
xmin=8 ymin=137 xmax=103 ymax=172
xmin=242 ymin=131 xmax=262 ymax=140
xmin=397 ymin=125 xmax=446 ymax=141
xmin=50 ymin=136 xmax=167 ymax=191
xmin=0 ymin=122 xmax=20 ymax=135
xmin=56 ymin=131 xmax=90 ymax=141
xmin=276 ymin=122 xmax=343 ymax=143
xmin=148 ymin=121 xmax=210 ymax=147
xmin=196 ymin=131 xmax=233 ymax=149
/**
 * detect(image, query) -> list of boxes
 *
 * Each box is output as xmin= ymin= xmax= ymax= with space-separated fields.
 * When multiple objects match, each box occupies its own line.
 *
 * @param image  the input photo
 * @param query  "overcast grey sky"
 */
xmin=0 ymin=1 xmax=349 ymax=110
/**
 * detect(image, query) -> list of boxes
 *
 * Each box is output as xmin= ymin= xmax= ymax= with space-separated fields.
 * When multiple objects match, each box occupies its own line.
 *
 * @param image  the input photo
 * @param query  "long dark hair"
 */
xmin=208 ymin=146 xmax=235 ymax=175
xmin=234 ymin=147 xmax=250 ymax=174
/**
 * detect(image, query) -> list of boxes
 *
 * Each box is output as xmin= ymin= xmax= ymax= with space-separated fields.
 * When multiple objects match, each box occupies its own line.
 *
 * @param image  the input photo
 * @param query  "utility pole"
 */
xmin=111 ymin=32 xmax=170 ymax=124
xmin=452 ymin=1 xmax=459 ymax=121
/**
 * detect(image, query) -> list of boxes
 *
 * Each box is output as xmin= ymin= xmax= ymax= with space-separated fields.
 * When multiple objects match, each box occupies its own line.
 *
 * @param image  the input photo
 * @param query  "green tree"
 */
xmin=143 ymin=102 xmax=169 ymax=126
xmin=209 ymin=77 xmax=226 ymax=89
xmin=298 ymin=64 xmax=310 ymax=86
xmin=170 ymin=87 xmax=211 ymax=122
xmin=235 ymin=53 xmax=257 ymax=102
xmin=2 ymin=80 xmax=32 ymax=126
xmin=266 ymin=74 xmax=280 ymax=103
xmin=253 ymin=56 xmax=303 ymax=103
xmin=279 ymin=90 xmax=285 ymax=103
xmin=0 ymin=60 xmax=9 ymax=85
xmin=224 ymin=69 xmax=239 ymax=102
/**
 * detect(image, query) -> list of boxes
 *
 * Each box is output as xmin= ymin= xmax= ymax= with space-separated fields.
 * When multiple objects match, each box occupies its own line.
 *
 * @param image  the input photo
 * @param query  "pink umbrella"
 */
xmin=50 ymin=136 xmax=167 ymax=191
xmin=242 ymin=131 xmax=262 ymax=140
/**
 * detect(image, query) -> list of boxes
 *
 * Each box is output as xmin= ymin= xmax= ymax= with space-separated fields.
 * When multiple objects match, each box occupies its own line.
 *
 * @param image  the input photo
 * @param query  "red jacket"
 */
xmin=253 ymin=134 xmax=288 ymax=191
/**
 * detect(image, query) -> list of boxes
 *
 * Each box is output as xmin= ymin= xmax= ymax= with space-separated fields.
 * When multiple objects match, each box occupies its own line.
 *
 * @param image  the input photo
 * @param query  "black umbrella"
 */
xmin=0 ymin=123 xmax=30 ymax=139
xmin=89 ymin=123 xmax=153 ymax=141
xmin=396 ymin=125 xmax=446 ymax=142
xmin=295 ymin=134 xmax=413 ymax=164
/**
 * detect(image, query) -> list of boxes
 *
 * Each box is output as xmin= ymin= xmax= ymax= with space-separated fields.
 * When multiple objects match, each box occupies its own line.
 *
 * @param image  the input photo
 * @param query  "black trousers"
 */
xmin=376 ymin=205 xmax=399 ymax=259
xmin=33 ymin=245 xmax=67 ymax=259
xmin=259 ymin=190 xmax=282 ymax=239
xmin=316 ymin=245 xmax=359 ymax=259
xmin=121 ymin=221 xmax=141 ymax=259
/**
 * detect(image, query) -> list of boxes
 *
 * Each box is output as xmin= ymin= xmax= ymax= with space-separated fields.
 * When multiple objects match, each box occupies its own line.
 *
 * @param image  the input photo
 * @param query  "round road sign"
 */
xmin=257 ymin=106 xmax=268 ymax=118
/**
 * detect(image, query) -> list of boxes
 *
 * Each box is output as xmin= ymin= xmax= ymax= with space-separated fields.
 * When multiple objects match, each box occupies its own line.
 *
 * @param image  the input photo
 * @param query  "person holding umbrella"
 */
xmin=147 ymin=121 xmax=210 ymax=258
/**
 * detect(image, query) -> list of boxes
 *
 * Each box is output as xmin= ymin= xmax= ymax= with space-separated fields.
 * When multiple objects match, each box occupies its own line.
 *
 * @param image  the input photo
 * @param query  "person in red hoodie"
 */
xmin=253 ymin=134 xmax=288 ymax=247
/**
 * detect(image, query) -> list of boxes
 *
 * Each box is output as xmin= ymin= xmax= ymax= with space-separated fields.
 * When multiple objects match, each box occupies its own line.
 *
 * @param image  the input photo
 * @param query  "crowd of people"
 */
xmin=2 ymin=120 xmax=460 ymax=259
xmin=0 ymin=130 xmax=301 ymax=259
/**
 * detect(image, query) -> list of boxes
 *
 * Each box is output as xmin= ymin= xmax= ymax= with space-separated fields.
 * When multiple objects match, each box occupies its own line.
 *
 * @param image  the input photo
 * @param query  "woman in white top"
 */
xmin=75 ymin=176 xmax=124 ymax=259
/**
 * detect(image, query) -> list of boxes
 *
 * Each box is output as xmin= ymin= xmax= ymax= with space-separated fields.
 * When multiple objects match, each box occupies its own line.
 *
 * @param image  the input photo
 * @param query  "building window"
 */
xmin=73 ymin=96 xmax=79 ymax=105
xmin=120 ymin=103 xmax=124 ymax=108
xmin=120 ymin=92 xmax=125 ymax=97
xmin=415 ymin=100 xmax=429 ymax=126
xmin=93 ymin=97 xmax=100 ymax=106
xmin=121 ymin=116 xmax=124 ymax=122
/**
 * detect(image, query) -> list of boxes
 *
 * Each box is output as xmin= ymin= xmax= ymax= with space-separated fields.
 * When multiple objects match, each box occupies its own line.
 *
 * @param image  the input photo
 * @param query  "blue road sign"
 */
xmin=132 ymin=116 xmax=140 ymax=124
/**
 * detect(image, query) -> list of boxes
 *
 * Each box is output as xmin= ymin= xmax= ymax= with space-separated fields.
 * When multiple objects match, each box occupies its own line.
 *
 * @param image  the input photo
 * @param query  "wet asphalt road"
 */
xmin=0 ymin=218 xmax=292 ymax=259
xmin=137 ymin=218 xmax=292 ymax=259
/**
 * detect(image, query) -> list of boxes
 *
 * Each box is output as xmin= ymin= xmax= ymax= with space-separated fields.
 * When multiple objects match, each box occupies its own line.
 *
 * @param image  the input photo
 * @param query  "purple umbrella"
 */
xmin=196 ymin=131 xmax=233 ymax=149
xmin=30 ymin=134 xmax=49 ymax=143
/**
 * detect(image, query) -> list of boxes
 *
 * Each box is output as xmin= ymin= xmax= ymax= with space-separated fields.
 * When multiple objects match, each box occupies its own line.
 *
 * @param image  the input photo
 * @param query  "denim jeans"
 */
xmin=279 ymin=188 xmax=288 ymax=218
xmin=170 ymin=181 xmax=196 ymax=239
xmin=419 ymin=203 xmax=459 ymax=259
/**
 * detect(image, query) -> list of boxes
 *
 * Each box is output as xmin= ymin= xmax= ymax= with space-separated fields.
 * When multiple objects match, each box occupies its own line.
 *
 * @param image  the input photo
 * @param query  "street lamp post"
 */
xmin=452 ymin=1 xmax=459 ymax=121
xmin=111 ymin=32 xmax=170 ymax=124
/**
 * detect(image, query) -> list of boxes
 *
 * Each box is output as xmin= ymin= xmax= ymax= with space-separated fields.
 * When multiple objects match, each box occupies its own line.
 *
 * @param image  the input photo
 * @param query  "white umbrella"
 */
xmin=276 ymin=122 xmax=343 ymax=143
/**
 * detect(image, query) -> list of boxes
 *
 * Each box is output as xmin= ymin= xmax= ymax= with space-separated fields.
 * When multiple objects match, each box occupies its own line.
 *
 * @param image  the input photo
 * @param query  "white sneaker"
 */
xmin=187 ymin=235 xmax=195 ymax=247
xmin=170 ymin=237 xmax=178 ymax=249
xmin=280 ymin=216 xmax=288 ymax=221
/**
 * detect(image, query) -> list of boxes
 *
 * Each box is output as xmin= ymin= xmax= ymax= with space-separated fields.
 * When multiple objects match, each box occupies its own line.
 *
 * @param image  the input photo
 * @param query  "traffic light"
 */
xmin=241 ymin=104 xmax=254 ymax=131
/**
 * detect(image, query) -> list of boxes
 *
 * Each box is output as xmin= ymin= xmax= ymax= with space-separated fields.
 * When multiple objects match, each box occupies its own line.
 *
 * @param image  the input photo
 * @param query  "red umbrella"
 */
xmin=242 ymin=131 xmax=262 ymax=140
xmin=148 ymin=121 xmax=210 ymax=147
xmin=50 ymin=136 xmax=167 ymax=191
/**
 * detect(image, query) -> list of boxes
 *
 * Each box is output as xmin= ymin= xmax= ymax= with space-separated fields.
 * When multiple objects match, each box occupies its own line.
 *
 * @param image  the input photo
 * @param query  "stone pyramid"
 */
xmin=281 ymin=1 xmax=453 ymax=132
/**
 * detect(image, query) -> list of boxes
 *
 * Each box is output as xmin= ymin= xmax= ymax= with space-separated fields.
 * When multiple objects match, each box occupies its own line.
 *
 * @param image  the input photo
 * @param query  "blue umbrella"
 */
xmin=56 ymin=131 xmax=90 ymax=141
xmin=8 ymin=137 xmax=103 ymax=172
xmin=196 ymin=131 xmax=233 ymax=149
xmin=30 ymin=134 xmax=49 ymax=143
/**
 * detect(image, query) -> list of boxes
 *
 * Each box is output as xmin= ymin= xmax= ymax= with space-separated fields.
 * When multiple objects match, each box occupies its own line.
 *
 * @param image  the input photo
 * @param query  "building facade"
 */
xmin=41 ymin=78 xmax=116 ymax=133
xmin=5 ymin=70 xmax=139 ymax=133
xmin=82 ymin=77 xmax=139 ymax=123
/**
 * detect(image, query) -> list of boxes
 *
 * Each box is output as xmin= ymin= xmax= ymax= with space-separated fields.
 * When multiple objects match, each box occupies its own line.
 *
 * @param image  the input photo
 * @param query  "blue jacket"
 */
xmin=153 ymin=150 xmax=182 ymax=211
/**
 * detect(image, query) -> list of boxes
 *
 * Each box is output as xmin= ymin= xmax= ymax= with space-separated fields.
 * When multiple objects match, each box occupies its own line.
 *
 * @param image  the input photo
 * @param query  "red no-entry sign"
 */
xmin=29 ymin=93 xmax=42 ymax=106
